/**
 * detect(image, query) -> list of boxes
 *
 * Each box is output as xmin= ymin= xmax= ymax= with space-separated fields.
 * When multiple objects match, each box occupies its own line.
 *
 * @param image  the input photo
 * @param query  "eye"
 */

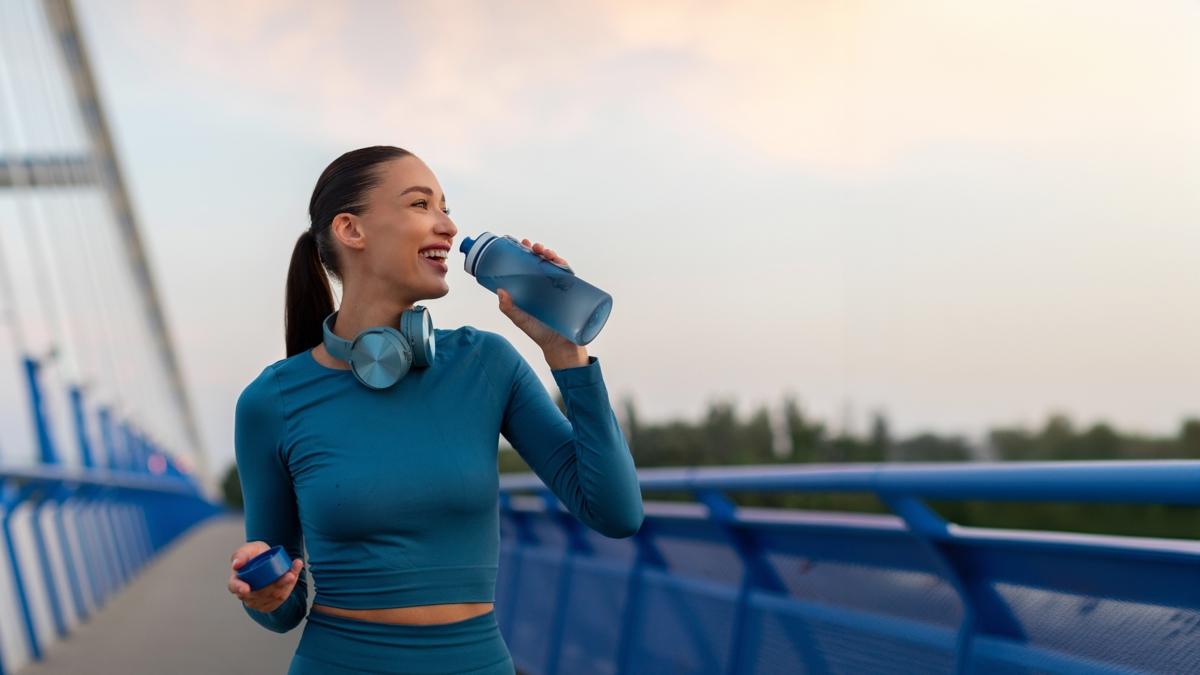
xmin=413 ymin=199 xmax=428 ymax=208
xmin=442 ymin=207 xmax=452 ymax=215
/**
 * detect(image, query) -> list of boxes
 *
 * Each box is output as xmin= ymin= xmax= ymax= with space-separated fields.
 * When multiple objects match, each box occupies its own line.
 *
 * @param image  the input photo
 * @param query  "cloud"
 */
xmin=599 ymin=0 xmax=1200 ymax=170
xmin=116 ymin=0 xmax=1197 ymax=174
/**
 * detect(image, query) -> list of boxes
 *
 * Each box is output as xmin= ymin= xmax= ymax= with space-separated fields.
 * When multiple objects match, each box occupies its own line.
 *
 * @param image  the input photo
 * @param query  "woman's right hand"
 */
xmin=228 ymin=540 xmax=305 ymax=613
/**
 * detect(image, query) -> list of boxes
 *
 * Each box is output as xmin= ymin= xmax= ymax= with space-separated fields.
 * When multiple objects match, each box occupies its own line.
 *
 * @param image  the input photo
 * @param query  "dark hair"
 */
xmin=285 ymin=145 xmax=413 ymax=357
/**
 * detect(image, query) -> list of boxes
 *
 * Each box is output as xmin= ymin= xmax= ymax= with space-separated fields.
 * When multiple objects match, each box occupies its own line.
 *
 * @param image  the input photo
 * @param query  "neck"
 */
xmin=332 ymin=284 xmax=417 ymax=340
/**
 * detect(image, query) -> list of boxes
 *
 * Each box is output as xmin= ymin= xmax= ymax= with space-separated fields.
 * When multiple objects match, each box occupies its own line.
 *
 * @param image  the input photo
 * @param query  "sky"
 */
xmin=2 ymin=0 xmax=1198 ymax=479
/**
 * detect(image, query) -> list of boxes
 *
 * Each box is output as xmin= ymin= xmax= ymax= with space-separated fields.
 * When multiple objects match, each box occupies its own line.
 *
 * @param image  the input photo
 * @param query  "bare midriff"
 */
xmin=311 ymin=602 xmax=494 ymax=625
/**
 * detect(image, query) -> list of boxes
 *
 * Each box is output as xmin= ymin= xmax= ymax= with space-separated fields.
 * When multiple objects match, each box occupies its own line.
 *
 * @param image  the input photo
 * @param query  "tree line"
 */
xmin=497 ymin=394 xmax=1200 ymax=539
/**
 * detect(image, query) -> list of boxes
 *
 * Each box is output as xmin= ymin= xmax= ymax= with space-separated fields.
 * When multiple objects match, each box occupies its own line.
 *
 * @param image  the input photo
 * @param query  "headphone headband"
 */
xmin=321 ymin=307 xmax=435 ymax=389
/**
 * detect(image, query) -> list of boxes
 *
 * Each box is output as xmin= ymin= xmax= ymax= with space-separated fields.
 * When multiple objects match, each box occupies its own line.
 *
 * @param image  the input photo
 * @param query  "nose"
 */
xmin=436 ymin=210 xmax=457 ymax=240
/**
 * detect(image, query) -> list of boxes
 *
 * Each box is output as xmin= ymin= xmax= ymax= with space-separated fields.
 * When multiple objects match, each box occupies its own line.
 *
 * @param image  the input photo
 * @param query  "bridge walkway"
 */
xmin=18 ymin=515 xmax=300 ymax=675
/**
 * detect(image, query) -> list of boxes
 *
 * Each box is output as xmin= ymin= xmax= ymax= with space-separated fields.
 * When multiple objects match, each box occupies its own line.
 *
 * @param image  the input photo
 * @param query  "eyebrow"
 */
xmin=399 ymin=185 xmax=446 ymax=202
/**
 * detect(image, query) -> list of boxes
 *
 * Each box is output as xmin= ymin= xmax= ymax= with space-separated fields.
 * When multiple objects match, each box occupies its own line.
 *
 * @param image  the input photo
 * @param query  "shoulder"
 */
xmin=234 ymin=361 xmax=290 ymax=464
xmin=436 ymin=326 xmax=528 ymax=395
xmin=435 ymin=325 xmax=519 ymax=359
xmin=235 ymin=361 xmax=285 ymax=424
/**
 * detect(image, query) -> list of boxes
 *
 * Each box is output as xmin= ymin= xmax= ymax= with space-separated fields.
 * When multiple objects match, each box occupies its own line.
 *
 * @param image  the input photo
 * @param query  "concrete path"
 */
xmin=19 ymin=514 xmax=302 ymax=674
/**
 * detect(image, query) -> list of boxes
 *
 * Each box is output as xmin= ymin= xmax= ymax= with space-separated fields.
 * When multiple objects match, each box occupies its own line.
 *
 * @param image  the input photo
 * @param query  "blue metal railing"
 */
xmin=0 ymin=345 xmax=221 ymax=673
xmin=498 ymin=461 xmax=1200 ymax=674
xmin=0 ymin=466 xmax=223 ymax=674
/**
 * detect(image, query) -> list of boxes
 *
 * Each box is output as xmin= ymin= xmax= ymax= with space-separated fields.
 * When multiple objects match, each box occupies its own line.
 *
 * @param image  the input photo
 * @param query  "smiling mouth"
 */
xmin=421 ymin=255 xmax=448 ymax=272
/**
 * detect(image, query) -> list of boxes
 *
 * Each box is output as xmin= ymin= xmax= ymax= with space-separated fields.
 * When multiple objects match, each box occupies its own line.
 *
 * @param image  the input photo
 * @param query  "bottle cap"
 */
xmin=236 ymin=545 xmax=292 ymax=591
xmin=462 ymin=232 xmax=500 ymax=275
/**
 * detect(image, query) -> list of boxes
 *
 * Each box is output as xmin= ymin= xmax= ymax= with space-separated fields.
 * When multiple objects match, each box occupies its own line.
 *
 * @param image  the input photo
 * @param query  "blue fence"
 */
xmin=497 ymin=461 xmax=1200 ymax=674
xmin=0 ymin=465 xmax=222 ymax=674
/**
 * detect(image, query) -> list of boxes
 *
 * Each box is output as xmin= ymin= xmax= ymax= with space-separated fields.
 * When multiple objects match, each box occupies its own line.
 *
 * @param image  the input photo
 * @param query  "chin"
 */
xmin=423 ymin=284 xmax=451 ymax=301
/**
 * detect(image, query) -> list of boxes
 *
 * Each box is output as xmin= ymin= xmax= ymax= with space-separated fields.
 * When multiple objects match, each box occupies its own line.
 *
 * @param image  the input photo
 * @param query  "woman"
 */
xmin=226 ymin=146 xmax=644 ymax=674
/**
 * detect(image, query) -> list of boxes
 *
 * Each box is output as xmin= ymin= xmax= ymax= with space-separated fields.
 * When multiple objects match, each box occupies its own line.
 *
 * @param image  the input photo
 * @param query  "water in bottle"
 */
xmin=459 ymin=233 xmax=612 ymax=345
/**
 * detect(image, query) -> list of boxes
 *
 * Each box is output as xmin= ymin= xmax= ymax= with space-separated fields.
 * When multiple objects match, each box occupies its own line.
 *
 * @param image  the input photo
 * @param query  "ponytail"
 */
xmin=286 ymin=145 xmax=412 ymax=357
xmin=284 ymin=229 xmax=334 ymax=357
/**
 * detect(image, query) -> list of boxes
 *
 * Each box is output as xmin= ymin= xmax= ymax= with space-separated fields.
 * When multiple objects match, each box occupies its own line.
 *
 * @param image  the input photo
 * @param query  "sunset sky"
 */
xmin=3 ymin=0 xmax=1196 ymax=475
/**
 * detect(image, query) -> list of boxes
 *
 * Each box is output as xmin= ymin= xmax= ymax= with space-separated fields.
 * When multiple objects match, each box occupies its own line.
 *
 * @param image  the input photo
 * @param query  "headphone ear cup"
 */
xmin=401 ymin=306 xmax=436 ymax=368
xmin=349 ymin=327 xmax=413 ymax=390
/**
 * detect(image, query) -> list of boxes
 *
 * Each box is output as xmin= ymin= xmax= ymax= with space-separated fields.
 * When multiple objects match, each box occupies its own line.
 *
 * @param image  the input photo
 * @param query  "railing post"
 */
xmin=28 ymin=489 xmax=68 ymax=638
xmin=497 ymin=492 xmax=537 ymax=635
xmin=696 ymin=488 xmax=798 ymax=675
xmin=79 ymin=485 xmax=116 ymax=602
xmin=68 ymin=385 xmax=94 ymax=469
xmin=2 ymin=480 xmax=47 ymax=661
xmin=879 ymin=493 xmax=1024 ymax=675
xmin=98 ymin=487 xmax=132 ymax=586
xmin=50 ymin=483 xmax=89 ymax=622
xmin=21 ymin=356 xmax=59 ymax=465
xmin=614 ymin=522 xmax=665 ymax=675
xmin=540 ymin=489 xmax=594 ymax=675
xmin=97 ymin=406 xmax=117 ymax=470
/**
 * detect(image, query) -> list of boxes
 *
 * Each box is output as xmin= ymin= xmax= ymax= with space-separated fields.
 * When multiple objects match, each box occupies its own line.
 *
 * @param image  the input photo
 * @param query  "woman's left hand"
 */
xmin=497 ymin=239 xmax=582 ymax=355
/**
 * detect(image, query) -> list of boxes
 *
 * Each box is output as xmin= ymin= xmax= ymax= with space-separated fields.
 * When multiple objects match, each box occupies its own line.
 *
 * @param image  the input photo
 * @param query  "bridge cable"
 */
xmin=20 ymin=0 xmax=140 ymax=470
xmin=30 ymin=0 xmax=185 ymax=460
xmin=20 ymin=0 xmax=137 ymax=443
xmin=2 ymin=0 xmax=117 ymax=470
xmin=0 ymin=93 xmax=28 ymax=355
xmin=18 ymin=0 xmax=102 ymax=391
xmin=0 ymin=6 xmax=73 ymax=372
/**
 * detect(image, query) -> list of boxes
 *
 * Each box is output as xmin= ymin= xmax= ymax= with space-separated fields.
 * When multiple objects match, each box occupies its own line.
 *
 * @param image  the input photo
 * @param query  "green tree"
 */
xmin=893 ymin=433 xmax=971 ymax=462
xmin=1180 ymin=419 xmax=1200 ymax=458
xmin=782 ymin=394 xmax=825 ymax=462
xmin=221 ymin=463 xmax=243 ymax=511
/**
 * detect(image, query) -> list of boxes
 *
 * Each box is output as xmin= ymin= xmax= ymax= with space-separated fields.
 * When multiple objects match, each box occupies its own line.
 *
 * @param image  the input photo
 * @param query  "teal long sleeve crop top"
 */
xmin=234 ymin=325 xmax=644 ymax=633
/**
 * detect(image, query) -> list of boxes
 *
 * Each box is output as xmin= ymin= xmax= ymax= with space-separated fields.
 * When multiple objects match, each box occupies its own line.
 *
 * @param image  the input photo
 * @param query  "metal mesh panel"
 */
xmin=507 ymin=550 xmax=565 ymax=672
xmin=651 ymin=524 xmax=746 ymax=587
xmin=554 ymin=561 xmax=631 ymax=675
xmin=764 ymin=552 xmax=963 ymax=628
xmin=630 ymin=572 xmax=739 ymax=673
xmin=985 ymin=583 xmax=1200 ymax=674
xmin=746 ymin=600 xmax=957 ymax=674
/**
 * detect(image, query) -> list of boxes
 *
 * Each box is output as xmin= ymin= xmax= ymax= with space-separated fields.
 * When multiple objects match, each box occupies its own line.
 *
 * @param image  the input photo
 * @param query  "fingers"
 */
xmin=519 ymin=238 xmax=568 ymax=267
xmin=498 ymin=288 xmax=525 ymax=314
xmin=497 ymin=289 xmax=532 ymax=331
xmin=258 ymin=563 xmax=301 ymax=604
xmin=228 ymin=544 xmax=299 ymax=608
xmin=230 ymin=564 xmax=300 ymax=610
xmin=265 ymin=560 xmax=303 ymax=592
xmin=230 ymin=541 xmax=268 ymax=570
xmin=227 ymin=573 xmax=249 ymax=598
xmin=497 ymin=288 xmax=518 ymax=315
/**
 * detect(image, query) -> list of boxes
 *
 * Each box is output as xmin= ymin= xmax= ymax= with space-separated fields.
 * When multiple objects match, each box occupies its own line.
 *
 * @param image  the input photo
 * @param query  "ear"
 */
xmin=330 ymin=212 xmax=366 ymax=251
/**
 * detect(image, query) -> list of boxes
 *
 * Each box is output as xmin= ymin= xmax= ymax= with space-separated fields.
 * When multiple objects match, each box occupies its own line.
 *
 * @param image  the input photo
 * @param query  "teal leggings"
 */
xmin=287 ymin=608 xmax=515 ymax=674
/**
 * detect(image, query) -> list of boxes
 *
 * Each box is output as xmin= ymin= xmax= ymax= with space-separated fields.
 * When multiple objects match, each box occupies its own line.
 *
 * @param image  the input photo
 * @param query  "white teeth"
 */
xmin=420 ymin=249 xmax=448 ymax=259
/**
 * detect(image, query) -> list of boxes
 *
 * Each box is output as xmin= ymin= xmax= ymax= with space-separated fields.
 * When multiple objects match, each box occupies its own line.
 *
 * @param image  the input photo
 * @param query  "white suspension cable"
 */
xmin=21 ymin=0 xmax=101 ymax=386
xmin=0 ymin=0 xmax=72 ymax=370
xmin=20 ymin=0 xmax=123 ymax=420
xmin=35 ymin=1 xmax=184 ymax=462
xmin=0 ymin=96 xmax=28 ymax=354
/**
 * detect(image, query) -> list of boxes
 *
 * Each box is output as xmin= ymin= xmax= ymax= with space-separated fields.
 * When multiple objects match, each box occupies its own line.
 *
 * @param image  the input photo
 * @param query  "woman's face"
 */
xmin=343 ymin=155 xmax=458 ymax=304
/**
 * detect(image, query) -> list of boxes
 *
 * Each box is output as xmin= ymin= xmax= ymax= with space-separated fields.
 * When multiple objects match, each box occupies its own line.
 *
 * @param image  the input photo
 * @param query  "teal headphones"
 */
xmin=321 ymin=307 xmax=436 ymax=390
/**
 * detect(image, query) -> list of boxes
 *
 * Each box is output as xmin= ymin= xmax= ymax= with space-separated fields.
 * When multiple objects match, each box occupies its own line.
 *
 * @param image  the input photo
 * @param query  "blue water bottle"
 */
xmin=459 ymin=233 xmax=613 ymax=345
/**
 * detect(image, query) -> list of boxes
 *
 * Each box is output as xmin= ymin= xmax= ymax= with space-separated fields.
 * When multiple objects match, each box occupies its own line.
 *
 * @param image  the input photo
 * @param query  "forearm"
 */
xmin=541 ymin=354 xmax=644 ymax=537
